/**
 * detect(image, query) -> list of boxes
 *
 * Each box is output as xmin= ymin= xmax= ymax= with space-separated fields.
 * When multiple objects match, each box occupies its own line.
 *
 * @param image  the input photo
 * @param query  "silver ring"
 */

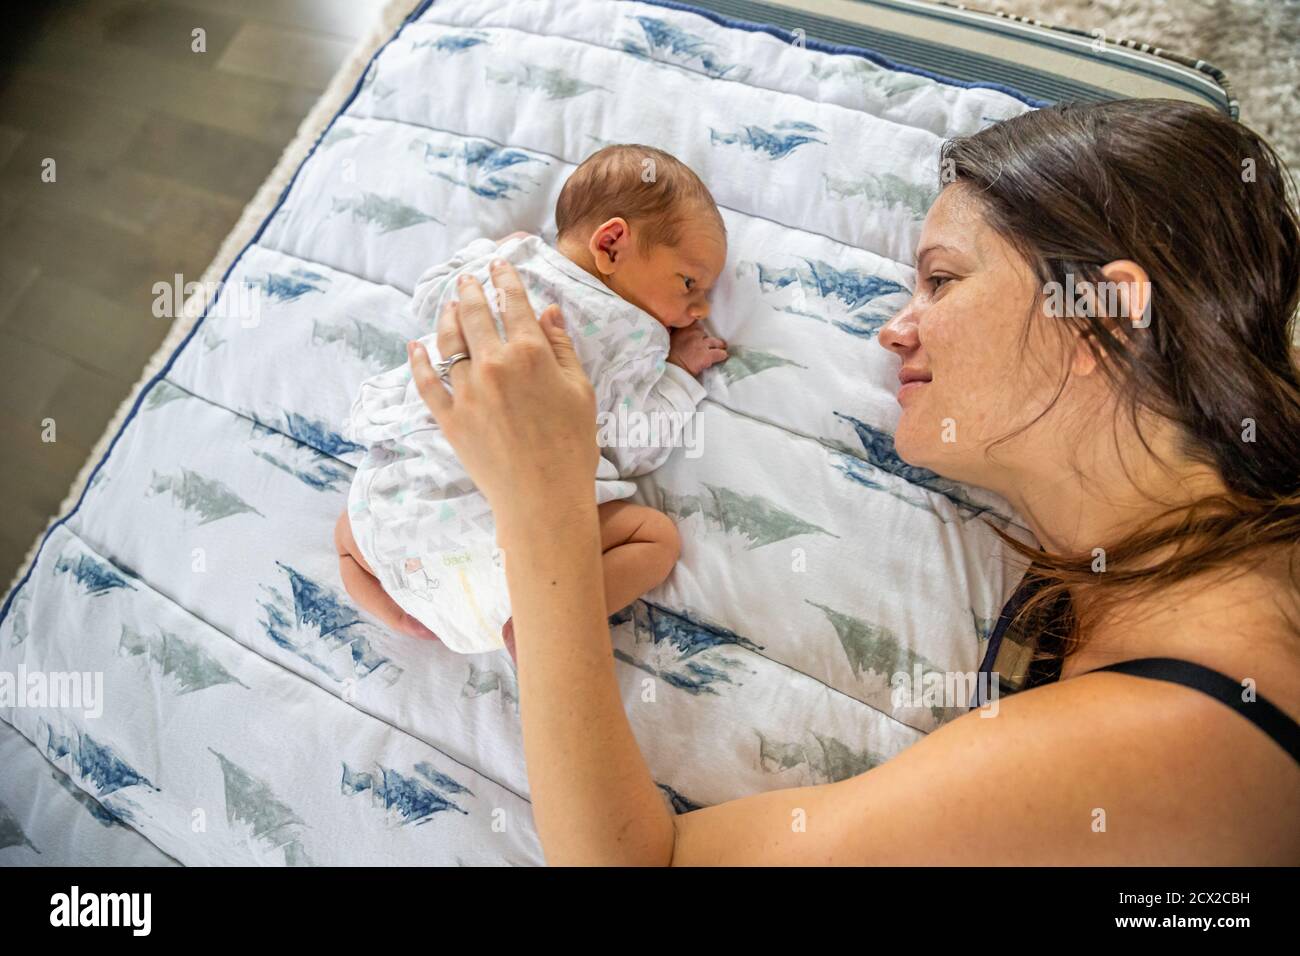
xmin=433 ymin=352 xmax=470 ymax=381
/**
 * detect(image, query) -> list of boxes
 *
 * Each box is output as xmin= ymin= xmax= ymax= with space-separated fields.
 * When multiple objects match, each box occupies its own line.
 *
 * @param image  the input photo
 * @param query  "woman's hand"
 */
xmin=408 ymin=261 xmax=599 ymax=545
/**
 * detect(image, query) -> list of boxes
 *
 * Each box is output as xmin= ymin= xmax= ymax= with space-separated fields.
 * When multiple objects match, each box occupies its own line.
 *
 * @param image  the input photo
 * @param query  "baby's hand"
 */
xmin=496 ymin=231 xmax=531 ymax=246
xmin=667 ymin=322 xmax=728 ymax=377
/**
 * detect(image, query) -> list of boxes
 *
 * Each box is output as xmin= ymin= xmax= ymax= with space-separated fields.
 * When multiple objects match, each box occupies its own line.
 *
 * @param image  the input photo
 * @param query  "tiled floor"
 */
xmin=0 ymin=0 xmax=390 ymax=587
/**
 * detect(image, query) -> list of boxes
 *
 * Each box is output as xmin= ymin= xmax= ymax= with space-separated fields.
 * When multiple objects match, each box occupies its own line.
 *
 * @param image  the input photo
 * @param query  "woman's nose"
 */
xmin=878 ymin=303 xmax=919 ymax=354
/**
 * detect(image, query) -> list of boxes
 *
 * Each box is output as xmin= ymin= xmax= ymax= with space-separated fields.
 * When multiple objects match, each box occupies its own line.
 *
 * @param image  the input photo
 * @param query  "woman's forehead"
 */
xmin=917 ymin=186 xmax=993 ymax=264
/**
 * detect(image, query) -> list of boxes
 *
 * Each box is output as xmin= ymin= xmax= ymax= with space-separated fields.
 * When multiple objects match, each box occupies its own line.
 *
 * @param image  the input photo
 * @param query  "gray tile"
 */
xmin=217 ymin=20 xmax=354 ymax=90
xmin=119 ymin=111 xmax=281 ymax=201
xmin=6 ymin=274 xmax=167 ymax=384
xmin=0 ymin=256 xmax=40 ymax=326
xmin=0 ymin=0 xmax=356 ymax=584
xmin=100 ymin=0 xmax=242 ymax=63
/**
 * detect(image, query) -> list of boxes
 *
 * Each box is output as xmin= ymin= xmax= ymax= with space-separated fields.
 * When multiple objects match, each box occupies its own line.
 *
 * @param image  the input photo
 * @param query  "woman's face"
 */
xmin=878 ymin=184 xmax=1074 ymax=488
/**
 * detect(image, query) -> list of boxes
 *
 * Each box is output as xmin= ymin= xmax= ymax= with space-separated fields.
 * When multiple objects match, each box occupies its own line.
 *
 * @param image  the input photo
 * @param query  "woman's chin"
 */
xmin=895 ymin=417 xmax=982 ymax=487
xmin=892 ymin=418 xmax=934 ymax=468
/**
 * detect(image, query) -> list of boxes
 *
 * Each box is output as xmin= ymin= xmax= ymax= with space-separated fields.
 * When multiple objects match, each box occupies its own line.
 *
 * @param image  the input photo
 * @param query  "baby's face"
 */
xmin=604 ymin=218 xmax=727 ymax=329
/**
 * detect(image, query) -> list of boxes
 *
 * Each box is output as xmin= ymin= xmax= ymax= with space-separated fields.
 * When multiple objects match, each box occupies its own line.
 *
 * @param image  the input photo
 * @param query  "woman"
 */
xmin=336 ymin=99 xmax=1300 ymax=864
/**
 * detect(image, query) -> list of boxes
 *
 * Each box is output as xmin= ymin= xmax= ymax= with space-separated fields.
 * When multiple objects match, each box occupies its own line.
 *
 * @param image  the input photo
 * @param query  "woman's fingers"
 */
xmin=452 ymin=273 xmax=503 ymax=356
xmin=539 ymin=304 xmax=581 ymax=374
xmin=409 ymin=340 xmax=452 ymax=419
xmin=434 ymin=300 xmax=472 ymax=392
xmin=489 ymin=259 xmax=546 ymax=343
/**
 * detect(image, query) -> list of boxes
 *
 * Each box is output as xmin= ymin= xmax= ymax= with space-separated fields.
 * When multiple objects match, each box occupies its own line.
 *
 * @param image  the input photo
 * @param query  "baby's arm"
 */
xmin=600 ymin=323 xmax=727 ymax=477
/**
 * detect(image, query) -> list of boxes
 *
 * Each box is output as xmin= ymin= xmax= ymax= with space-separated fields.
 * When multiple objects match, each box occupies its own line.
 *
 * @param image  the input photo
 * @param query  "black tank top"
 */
xmin=974 ymin=575 xmax=1300 ymax=766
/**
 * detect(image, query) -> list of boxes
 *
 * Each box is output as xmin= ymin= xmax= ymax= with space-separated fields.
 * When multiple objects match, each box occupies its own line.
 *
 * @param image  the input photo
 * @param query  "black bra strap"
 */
xmin=1087 ymin=657 xmax=1300 ymax=766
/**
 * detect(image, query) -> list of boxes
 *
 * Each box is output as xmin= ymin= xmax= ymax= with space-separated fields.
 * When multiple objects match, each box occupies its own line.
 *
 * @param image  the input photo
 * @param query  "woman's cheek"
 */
xmin=897 ymin=314 xmax=985 ymax=467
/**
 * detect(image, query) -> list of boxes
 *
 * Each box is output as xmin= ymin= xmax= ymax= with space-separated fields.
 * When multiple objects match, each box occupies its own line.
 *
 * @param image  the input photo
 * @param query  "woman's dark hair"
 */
xmin=939 ymin=98 xmax=1300 ymax=649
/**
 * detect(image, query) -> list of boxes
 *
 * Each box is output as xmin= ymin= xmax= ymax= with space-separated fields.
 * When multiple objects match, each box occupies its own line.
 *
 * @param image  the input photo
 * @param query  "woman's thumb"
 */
xmin=541 ymin=305 xmax=580 ymax=371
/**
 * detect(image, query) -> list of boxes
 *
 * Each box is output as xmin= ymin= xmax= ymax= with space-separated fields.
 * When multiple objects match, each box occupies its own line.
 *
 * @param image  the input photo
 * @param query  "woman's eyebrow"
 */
xmin=915 ymin=243 xmax=956 ymax=270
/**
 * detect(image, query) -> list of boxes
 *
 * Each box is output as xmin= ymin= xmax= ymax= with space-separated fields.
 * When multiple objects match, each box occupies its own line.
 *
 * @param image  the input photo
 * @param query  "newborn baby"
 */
xmin=343 ymin=144 xmax=728 ymax=654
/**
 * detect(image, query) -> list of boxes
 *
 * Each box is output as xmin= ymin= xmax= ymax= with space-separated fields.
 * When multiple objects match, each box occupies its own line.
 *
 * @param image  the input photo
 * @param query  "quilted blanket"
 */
xmin=0 ymin=0 xmax=1037 ymax=865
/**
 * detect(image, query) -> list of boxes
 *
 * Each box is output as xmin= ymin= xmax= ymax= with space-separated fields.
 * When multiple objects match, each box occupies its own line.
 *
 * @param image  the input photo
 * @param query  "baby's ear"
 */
xmin=588 ymin=218 xmax=630 ymax=274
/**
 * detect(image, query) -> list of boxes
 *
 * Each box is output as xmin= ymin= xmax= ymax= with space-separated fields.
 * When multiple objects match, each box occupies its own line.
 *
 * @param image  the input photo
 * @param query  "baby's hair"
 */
xmin=555 ymin=144 xmax=725 ymax=252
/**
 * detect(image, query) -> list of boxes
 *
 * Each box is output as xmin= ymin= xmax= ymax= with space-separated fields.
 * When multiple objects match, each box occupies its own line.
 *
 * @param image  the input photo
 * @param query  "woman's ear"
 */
xmin=588 ymin=217 xmax=631 ymax=276
xmin=1099 ymin=259 xmax=1152 ymax=330
xmin=1069 ymin=260 xmax=1153 ymax=377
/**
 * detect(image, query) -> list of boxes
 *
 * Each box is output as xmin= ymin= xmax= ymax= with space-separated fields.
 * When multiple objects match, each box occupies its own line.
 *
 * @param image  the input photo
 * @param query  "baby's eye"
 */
xmin=682 ymin=276 xmax=695 ymax=292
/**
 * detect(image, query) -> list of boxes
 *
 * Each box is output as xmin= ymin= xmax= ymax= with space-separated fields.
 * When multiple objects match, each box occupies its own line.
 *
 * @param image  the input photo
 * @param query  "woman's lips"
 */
xmin=897 ymin=368 xmax=932 ymax=405
xmin=897 ymin=380 xmax=928 ymax=404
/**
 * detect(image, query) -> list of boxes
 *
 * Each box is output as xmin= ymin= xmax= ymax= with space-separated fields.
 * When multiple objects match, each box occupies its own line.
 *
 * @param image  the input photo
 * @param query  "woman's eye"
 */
xmin=930 ymin=274 xmax=952 ymax=290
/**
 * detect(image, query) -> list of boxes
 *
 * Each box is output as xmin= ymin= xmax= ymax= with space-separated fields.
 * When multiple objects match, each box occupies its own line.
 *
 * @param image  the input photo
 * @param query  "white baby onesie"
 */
xmin=344 ymin=234 xmax=707 ymax=654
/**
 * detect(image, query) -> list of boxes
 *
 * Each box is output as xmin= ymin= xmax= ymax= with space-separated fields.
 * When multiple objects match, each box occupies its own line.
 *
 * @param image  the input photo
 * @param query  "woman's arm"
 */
xmin=493 ymin=492 xmax=679 ymax=864
xmin=407 ymin=262 xmax=677 ymax=864
xmin=667 ymin=667 xmax=1300 ymax=865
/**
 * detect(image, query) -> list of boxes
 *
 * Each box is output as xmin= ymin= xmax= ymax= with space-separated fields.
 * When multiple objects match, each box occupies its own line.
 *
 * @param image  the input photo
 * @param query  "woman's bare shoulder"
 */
xmin=671 ymin=669 xmax=1300 ymax=865
xmin=858 ymin=671 xmax=1299 ymax=863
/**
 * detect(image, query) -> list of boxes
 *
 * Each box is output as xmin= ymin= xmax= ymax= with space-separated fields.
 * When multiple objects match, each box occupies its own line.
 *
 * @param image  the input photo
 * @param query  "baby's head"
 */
xmin=555 ymin=145 xmax=727 ymax=329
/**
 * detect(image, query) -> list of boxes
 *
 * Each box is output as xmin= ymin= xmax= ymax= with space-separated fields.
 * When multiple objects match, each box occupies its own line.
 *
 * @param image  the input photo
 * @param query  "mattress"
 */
xmin=2 ymin=0 xmax=1075 ymax=865
xmin=683 ymin=0 xmax=1236 ymax=117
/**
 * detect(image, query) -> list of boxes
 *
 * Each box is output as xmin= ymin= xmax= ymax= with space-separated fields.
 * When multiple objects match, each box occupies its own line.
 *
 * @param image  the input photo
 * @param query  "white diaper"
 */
xmin=343 ymin=235 xmax=707 ymax=653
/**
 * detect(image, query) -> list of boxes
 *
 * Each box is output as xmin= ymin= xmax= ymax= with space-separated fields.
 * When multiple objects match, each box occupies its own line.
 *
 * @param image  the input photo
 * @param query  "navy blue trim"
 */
xmin=0 ymin=1 xmax=437 ymax=626
xmin=630 ymin=0 xmax=1049 ymax=107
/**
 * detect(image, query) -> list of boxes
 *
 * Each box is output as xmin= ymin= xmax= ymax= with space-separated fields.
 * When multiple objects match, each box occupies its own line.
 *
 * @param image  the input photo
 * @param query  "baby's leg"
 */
xmin=596 ymin=500 xmax=681 ymax=615
xmin=499 ymin=502 xmax=678 ymax=658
